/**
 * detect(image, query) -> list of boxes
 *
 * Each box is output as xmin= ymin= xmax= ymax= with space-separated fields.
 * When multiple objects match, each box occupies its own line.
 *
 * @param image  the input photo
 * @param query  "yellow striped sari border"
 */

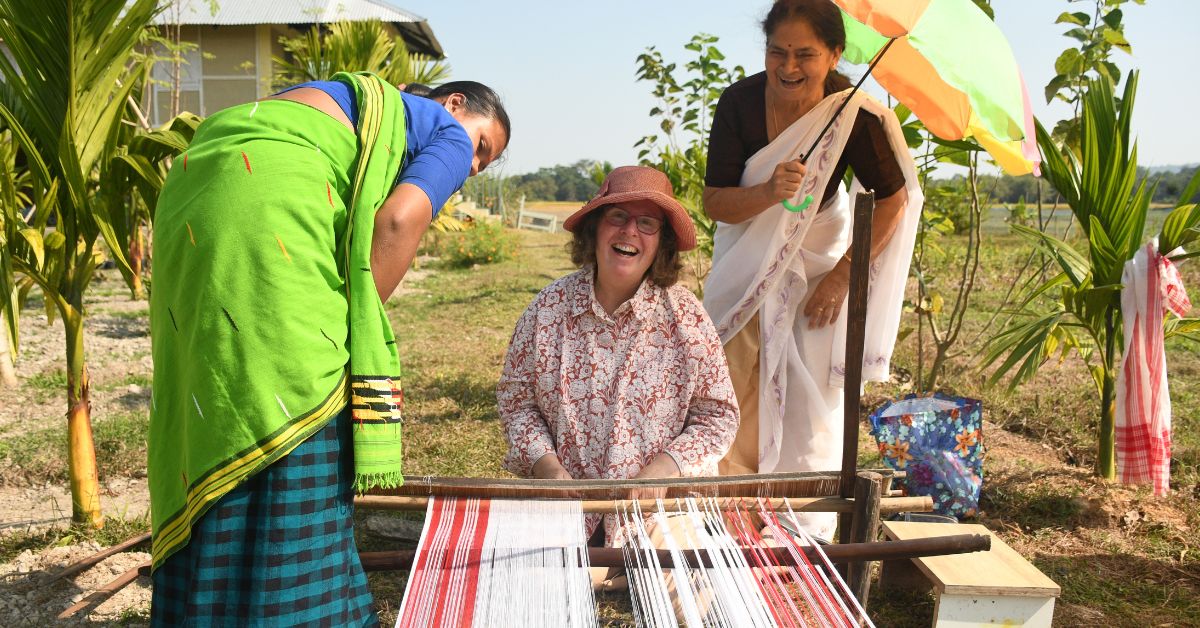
xmin=152 ymin=376 xmax=349 ymax=569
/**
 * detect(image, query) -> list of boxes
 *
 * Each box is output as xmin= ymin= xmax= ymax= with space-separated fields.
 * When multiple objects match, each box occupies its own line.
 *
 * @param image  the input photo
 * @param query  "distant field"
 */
xmin=519 ymin=200 xmax=583 ymax=218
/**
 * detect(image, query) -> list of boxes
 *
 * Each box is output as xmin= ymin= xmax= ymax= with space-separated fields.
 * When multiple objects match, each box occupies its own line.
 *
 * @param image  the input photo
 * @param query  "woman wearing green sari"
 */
xmin=147 ymin=74 xmax=509 ymax=626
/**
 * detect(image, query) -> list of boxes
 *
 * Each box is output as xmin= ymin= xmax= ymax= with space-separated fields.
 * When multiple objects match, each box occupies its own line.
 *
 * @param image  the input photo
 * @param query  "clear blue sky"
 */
xmin=397 ymin=0 xmax=1199 ymax=176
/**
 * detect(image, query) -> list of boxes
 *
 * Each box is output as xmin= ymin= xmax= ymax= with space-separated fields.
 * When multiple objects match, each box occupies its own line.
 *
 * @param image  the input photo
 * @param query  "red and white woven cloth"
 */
xmin=1116 ymin=241 xmax=1191 ymax=496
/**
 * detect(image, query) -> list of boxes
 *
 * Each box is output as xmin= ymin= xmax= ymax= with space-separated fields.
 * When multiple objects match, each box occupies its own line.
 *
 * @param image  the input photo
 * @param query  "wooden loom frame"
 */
xmin=356 ymin=189 xmax=917 ymax=605
xmin=61 ymin=192 xmax=929 ymax=620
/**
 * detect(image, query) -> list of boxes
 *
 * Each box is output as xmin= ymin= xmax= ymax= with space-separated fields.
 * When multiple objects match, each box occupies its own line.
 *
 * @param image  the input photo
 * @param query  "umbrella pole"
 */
xmin=800 ymin=38 xmax=897 ymax=164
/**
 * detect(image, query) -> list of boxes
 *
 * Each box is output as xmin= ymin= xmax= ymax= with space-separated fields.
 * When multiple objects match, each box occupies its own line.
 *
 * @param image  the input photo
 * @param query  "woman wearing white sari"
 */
xmin=702 ymin=0 xmax=923 ymax=541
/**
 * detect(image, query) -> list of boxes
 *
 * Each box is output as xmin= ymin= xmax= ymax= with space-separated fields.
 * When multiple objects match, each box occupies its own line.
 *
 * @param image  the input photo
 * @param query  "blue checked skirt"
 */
xmin=151 ymin=408 xmax=378 ymax=627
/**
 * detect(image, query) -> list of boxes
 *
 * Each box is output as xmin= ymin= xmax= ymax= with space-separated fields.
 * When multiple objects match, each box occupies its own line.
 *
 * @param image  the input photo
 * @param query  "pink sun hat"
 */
xmin=562 ymin=165 xmax=697 ymax=251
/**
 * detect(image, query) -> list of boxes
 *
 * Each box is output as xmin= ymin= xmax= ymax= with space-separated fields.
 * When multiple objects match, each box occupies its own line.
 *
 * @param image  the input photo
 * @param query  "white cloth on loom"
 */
xmin=703 ymin=89 xmax=922 ymax=539
xmin=1117 ymin=240 xmax=1190 ymax=496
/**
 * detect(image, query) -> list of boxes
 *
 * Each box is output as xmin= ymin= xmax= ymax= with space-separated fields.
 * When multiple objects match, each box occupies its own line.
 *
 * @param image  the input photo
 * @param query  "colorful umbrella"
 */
xmin=786 ymin=0 xmax=1036 ymax=212
xmin=835 ymin=0 xmax=1039 ymax=176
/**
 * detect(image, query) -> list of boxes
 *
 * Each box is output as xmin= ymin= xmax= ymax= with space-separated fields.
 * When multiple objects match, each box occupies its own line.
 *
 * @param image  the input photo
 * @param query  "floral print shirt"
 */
xmin=497 ymin=268 xmax=739 ymax=541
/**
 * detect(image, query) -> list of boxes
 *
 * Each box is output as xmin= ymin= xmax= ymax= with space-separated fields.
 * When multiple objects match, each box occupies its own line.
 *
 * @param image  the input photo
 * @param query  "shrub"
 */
xmin=439 ymin=220 xmax=518 ymax=268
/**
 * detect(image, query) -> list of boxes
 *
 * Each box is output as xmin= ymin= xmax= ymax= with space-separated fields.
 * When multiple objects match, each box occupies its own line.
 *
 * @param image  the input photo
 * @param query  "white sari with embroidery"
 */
xmin=703 ymin=89 xmax=922 ymax=539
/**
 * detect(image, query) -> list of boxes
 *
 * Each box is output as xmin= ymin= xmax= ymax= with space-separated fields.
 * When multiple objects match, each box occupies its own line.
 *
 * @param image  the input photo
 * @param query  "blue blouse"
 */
xmin=276 ymin=80 xmax=473 ymax=217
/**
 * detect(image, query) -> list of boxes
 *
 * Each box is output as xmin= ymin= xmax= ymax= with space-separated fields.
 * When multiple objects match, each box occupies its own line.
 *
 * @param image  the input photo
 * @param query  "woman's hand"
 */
xmin=628 ymin=454 xmax=681 ymax=502
xmin=764 ymin=158 xmax=807 ymax=204
xmin=704 ymin=158 xmax=807 ymax=224
xmin=803 ymin=263 xmax=851 ymax=329
xmin=531 ymin=453 xmax=574 ymax=481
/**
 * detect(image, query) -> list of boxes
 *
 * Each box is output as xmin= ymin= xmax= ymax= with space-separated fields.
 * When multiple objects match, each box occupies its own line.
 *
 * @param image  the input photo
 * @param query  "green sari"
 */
xmin=149 ymin=73 xmax=408 ymax=569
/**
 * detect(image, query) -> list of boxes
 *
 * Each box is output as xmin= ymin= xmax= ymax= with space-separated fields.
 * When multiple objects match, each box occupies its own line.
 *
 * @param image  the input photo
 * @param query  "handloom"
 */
xmin=356 ymin=472 xmax=989 ymax=627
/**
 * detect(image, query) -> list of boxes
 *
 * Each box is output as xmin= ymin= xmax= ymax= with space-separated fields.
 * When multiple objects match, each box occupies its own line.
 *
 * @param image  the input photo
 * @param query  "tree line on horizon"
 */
xmin=498 ymin=159 xmax=1199 ymax=207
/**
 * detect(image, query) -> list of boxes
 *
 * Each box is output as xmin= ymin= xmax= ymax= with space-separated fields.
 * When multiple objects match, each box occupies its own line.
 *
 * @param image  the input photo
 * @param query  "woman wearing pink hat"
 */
xmin=497 ymin=166 xmax=738 ymax=566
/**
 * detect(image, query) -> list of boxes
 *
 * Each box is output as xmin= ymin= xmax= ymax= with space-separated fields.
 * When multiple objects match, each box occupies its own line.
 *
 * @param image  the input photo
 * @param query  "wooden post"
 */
xmin=838 ymin=190 xmax=876 ymax=544
xmin=847 ymin=471 xmax=883 ymax=604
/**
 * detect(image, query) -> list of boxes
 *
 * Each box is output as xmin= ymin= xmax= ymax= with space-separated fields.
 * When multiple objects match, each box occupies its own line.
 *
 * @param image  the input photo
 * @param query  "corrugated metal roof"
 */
xmin=151 ymin=0 xmax=425 ymax=27
xmin=148 ymin=0 xmax=443 ymax=57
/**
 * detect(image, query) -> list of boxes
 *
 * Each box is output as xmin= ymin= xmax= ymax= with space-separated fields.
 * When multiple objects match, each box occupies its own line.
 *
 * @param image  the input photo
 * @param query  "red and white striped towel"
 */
xmin=1116 ymin=241 xmax=1190 ymax=496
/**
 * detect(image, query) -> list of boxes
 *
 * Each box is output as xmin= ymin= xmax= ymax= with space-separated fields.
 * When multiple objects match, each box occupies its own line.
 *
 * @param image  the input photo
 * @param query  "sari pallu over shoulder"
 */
xmin=702 ymin=89 xmax=923 ymax=475
xmin=148 ymin=73 xmax=408 ymax=570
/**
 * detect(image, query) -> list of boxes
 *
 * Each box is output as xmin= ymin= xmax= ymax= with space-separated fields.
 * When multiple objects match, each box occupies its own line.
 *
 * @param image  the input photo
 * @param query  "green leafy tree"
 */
xmin=0 ymin=0 xmax=162 ymax=526
xmin=274 ymin=20 xmax=450 ymax=89
xmin=634 ymin=34 xmax=745 ymax=289
xmin=983 ymin=73 xmax=1200 ymax=479
xmin=1045 ymin=0 xmax=1145 ymax=150
xmin=506 ymin=160 xmax=605 ymax=203
xmin=895 ymin=100 xmax=993 ymax=392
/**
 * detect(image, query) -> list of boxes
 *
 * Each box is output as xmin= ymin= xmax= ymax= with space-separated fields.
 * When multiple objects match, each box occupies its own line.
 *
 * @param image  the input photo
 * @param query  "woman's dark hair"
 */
xmin=762 ymin=0 xmax=853 ymax=94
xmin=402 ymin=83 xmax=433 ymax=97
xmin=427 ymin=80 xmax=512 ymax=145
xmin=568 ymin=207 xmax=682 ymax=288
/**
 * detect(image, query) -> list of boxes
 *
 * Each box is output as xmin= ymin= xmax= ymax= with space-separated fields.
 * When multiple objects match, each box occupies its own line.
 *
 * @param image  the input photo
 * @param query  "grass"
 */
xmin=97 ymin=373 xmax=152 ymax=393
xmin=99 ymin=307 xmax=150 ymax=320
xmin=0 ymin=514 xmax=149 ymax=564
xmin=0 ymin=410 xmax=148 ymax=485
xmin=26 ymin=368 xmax=68 ymax=402
xmin=385 ymin=230 xmax=575 ymax=479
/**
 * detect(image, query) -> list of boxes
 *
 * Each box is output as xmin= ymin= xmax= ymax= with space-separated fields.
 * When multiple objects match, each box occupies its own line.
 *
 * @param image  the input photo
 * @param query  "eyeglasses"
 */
xmin=603 ymin=207 xmax=663 ymax=236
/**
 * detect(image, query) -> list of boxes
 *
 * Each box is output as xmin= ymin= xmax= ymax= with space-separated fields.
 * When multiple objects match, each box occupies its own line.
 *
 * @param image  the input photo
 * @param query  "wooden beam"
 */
xmin=48 ymin=532 xmax=150 ymax=582
xmin=358 ymin=534 xmax=991 ymax=572
xmin=369 ymin=471 xmax=862 ymax=501
xmin=846 ymin=471 xmax=883 ymax=604
xmin=841 ymin=190 xmax=876 ymax=501
xmin=355 ymin=494 xmax=932 ymax=515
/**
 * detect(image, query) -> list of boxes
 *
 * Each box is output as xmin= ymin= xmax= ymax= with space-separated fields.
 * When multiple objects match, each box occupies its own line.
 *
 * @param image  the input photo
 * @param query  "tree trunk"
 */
xmin=65 ymin=311 xmax=104 ymax=527
xmin=129 ymin=222 xmax=145 ymax=299
xmin=1097 ymin=305 xmax=1117 ymax=479
xmin=0 ymin=328 xmax=17 ymax=387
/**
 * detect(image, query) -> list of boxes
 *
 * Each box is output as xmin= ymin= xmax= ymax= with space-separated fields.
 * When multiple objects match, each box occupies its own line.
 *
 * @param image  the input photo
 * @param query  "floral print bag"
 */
xmin=869 ymin=393 xmax=984 ymax=519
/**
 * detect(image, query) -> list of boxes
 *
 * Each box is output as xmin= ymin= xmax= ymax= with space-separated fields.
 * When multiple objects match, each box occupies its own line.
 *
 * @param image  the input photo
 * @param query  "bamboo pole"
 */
xmin=355 ymin=494 xmax=932 ymax=515
xmin=57 ymin=561 xmax=150 ymax=620
xmin=50 ymin=532 xmax=150 ymax=582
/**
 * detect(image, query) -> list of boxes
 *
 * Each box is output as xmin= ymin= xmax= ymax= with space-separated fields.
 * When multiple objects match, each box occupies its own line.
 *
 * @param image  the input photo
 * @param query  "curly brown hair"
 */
xmin=567 ymin=207 xmax=682 ymax=288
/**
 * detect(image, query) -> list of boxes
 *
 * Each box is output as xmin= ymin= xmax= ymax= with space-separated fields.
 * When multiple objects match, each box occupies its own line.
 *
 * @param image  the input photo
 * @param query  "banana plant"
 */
xmin=0 ymin=0 xmax=160 ymax=527
xmin=0 ymin=130 xmax=33 ymax=386
xmin=983 ymin=71 xmax=1200 ymax=479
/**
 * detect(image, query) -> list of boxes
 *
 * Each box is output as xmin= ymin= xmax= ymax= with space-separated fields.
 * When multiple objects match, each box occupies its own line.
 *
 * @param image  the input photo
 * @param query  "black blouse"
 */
xmin=705 ymin=72 xmax=905 ymax=207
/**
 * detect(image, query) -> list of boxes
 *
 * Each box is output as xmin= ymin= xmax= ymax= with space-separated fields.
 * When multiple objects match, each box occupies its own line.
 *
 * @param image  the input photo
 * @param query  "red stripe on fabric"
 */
xmin=457 ymin=499 xmax=491 ymax=626
xmin=761 ymin=505 xmax=848 ymax=625
xmin=1146 ymin=249 xmax=1164 ymax=418
xmin=182 ymin=153 xmax=187 ymax=171
xmin=398 ymin=497 xmax=448 ymax=628
xmin=728 ymin=506 xmax=799 ymax=627
xmin=430 ymin=499 xmax=475 ymax=625
xmin=327 ymin=181 xmax=334 ymax=207
xmin=241 ymin=151 xmax=252 ymax=174
xmin=1120 ymin=318 xmax=1145 ymax=484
